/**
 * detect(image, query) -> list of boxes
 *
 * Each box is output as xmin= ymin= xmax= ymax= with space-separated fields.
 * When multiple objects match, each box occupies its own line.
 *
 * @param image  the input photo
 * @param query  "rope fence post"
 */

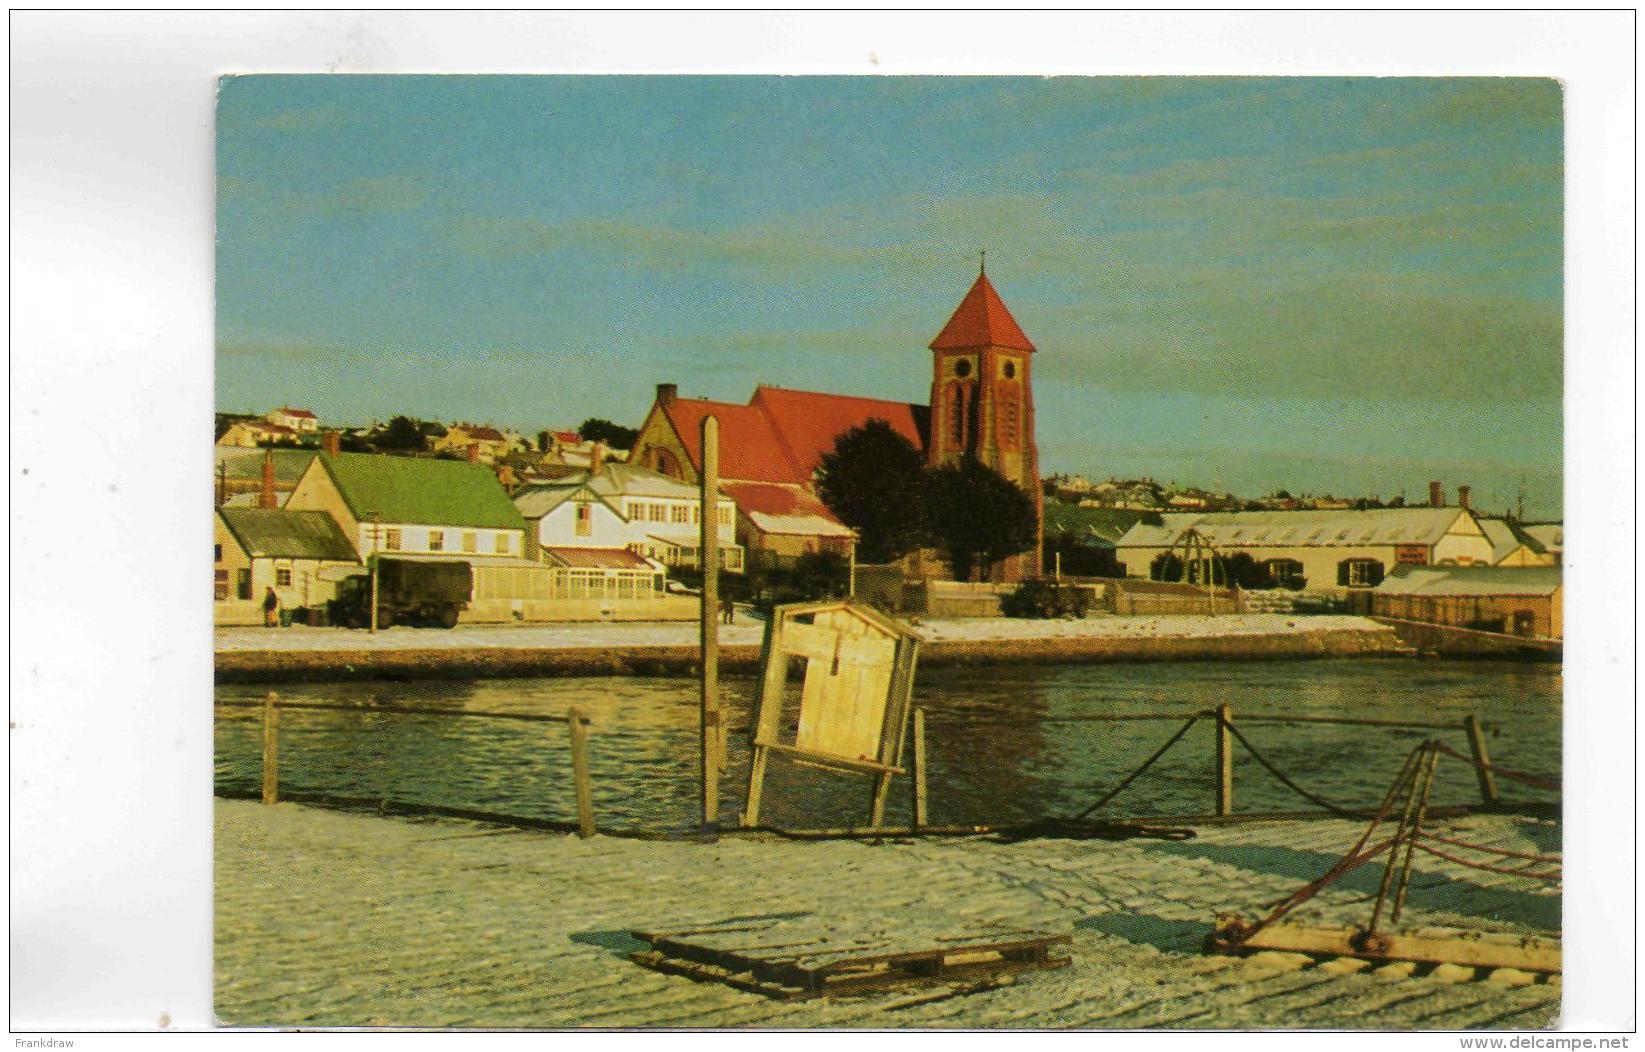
xmin=1215 ymin=703 xmax=1234 ymax=817
xmin=1463 ymin=713 xmax=1499 ymax=804
xmin=911 ymin=707 xmax=928 ymax=829
xmin=568 ymin=707 xmax=595 ymax=838
xmin=260 ymin=690 xmax=280 ymax=805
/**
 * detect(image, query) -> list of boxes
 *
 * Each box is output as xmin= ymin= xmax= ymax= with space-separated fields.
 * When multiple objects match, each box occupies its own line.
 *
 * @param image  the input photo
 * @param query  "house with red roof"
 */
xmin=265 ymin=406 xmax=320 ymax=433
xmin=629 ymin=268 xmax=1044 ymax=579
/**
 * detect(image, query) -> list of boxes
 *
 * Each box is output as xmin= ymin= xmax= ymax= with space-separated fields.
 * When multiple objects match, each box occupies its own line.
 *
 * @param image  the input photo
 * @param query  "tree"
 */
xmin=376 ymin=416 xmax=428 ymax=452
xmin=578 ymin=418 xmax=640 ymax=449
xmin=924 ymin=456 xmax=1038 ymax=582
xmin=814 ymin=419 xmax=929 ymax=564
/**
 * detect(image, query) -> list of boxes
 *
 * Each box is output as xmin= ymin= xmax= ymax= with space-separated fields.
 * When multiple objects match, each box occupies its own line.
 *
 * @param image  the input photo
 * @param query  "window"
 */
xmin=463 ymin=531 xmax=477 ymax=553
xmin=236 ymin=568 xmax=252 ymax=600
xmin=495 ymin=532 xmax=510 ymax=554
xmin=575 ymin=503 xmax=592 ymax=537
xmin=953 ymin=358 xmax=972 ymax=378
xmin=214 ymin=543 xmax=222 ymax=563
xmin=384 ymin=528 xmax=402 ymax=551
xmin=214 ymin=569 xmax=229 ymax=601
xmin=649 ymin=503 xmax=667 ymax=522
xmin=1338 ymin=558 xmax=1384 ymax=588
xmin=717 ymin=505 xmax=733 ymax=527
xmin=428 ymin=530 xmax=444 ymax=552
xmin=1002 ymin=360 xmax=1017 ymax=380
xmin=692 ymin=506 xmax=700 ymax=524
xmin=670 ymin=504 xmax=691 ymax=524
xmin=276 ymin=567 xmax=293 ymax=587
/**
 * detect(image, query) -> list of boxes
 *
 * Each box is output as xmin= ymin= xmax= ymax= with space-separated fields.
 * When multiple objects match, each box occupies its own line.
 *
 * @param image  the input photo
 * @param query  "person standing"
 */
xmin=263 ymin=586 xmax=281 ymax=628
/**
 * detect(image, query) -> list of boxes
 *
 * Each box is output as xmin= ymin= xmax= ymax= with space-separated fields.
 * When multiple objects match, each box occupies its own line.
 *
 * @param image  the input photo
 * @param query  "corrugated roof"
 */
xmin=215 ymin=447 xmax=317 ymax=485
xmin=1115 ymin=508 xmax=1469 ymax=550
xmin=513 ymin=463 xmax=719 ymax=520
xmin=318 ymin=452 xmax=527 ymax=531
xmin=929 ymin=271 xmax=1036 ymax=352
xmin=542 ymin=547 xmax=655 ymax=570
xmin=1520 ymin=523 xmax=1563 ymax=553
xmin=1374 ymin=565 xmax=1561 ymax=597
xmin=1476 ymin=518 xmax=1545 ymax=563
xmin=219 ymin=508 xmax=358 ymax=562
xmin=723 ymin=481 xmax=855 ymax=538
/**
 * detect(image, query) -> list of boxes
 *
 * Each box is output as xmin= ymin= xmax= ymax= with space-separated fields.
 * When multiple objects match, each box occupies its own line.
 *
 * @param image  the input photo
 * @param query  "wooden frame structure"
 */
xmin=741 ymin=600 xmax=923 ymax=828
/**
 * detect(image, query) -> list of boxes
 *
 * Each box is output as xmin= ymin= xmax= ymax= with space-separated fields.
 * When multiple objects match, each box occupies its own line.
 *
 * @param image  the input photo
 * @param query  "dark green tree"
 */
xmin=924 ymin=456 xmax=1038 ymax=582
xmin=376 ymin=416 xmax=428 ymax=451
xmin=814 ymin=419 xmax=929 ymax=564
xmin=578 ymin=418 xmax=640 ymax=449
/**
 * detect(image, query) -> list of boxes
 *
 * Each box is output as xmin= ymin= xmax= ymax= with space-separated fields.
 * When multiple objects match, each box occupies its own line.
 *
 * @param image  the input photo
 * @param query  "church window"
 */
xmin=948 ymin=385 xmax=967 ymax=446
xmin=953 ymin=358 xmax=972 ymax=378
xmin=1003 ymin=360 xmax=1017 ymax=379
xmin=1003 ymin=397 xmax=1020 ymax=443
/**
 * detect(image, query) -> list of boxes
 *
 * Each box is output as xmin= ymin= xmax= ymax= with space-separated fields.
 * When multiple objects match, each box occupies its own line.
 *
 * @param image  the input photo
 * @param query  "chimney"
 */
xmin=1457 ymin=485 xmax=1471 ymax=511
xmin=466 ymin=442 xmax=481 ymax=464
xmin=538 ymin=430 xmax=552 ymax=453
xmin=259 ymin=449 xmax=278 ymax=508
xmin=321 ymin=430 xmax=341 ymax=456
xmin=1428 ymin=480 xmax=1445 ymax=508
xmin=591 ymin=441 xmax=606 ymax=474
xmin=656 ymin=382 xmax=677 ymax=407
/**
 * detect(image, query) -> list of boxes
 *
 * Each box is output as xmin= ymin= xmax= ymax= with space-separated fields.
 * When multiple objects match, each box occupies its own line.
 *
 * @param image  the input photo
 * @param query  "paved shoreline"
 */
xmin=216 ymin=614 xmax=1409 ymax=682
xmin=215 ymin=799 xmax=1560 ymax=1029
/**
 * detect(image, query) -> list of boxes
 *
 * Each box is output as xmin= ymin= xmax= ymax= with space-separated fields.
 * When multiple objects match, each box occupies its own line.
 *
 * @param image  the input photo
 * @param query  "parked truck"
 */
xmin=330 ymin=558 xmax=473 ymax=629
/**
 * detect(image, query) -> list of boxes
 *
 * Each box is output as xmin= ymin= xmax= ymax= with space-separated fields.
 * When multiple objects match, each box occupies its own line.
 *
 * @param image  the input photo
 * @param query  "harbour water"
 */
xmin=215 ymin=659 xmax=1560 ymax=832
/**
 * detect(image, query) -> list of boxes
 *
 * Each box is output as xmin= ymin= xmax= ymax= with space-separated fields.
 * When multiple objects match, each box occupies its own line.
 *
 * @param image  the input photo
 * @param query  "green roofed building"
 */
xmin=285 ymin=452 xmax=529 ymax=563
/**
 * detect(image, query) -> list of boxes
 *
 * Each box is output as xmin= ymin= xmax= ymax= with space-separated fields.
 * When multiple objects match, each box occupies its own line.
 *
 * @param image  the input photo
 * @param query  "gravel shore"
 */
xmin=215 ymin=800 xmax=1559 ymax=1029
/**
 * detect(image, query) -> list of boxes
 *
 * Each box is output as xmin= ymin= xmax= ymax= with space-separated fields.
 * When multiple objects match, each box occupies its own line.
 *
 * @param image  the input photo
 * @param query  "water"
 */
xmin=215 ymin=660 xmax=1561 ymax=832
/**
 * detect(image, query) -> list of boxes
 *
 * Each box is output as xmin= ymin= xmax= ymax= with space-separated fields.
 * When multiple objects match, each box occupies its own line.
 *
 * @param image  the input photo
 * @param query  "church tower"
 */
xmin=927 ymin=263 xmax=1044 ymax=580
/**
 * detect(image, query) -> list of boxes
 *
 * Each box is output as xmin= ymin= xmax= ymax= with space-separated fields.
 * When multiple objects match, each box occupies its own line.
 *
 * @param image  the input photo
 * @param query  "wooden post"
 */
xmin=260 ymin=690 xmax=279 ymax=805
xmin=699 ymin=415 xmax=721 ymax=831
xmin=568 ymin=707 xmax=595 ymax=838
xmin=1464 ymin=713 xmax=1499 ymax=804
xmin=1215 ymin=703 xmax=1233 ymax=817
xmin=911 ymin=707 xmax=928 ymax=829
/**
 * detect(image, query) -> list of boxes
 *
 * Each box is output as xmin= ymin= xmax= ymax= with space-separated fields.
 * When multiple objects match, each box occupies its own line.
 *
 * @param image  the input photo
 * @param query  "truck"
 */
xmin=330 ymin=558 xmax=473 ymax=629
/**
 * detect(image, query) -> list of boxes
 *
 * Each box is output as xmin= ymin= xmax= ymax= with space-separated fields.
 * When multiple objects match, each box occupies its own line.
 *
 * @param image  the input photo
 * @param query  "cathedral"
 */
xmin=630 ymin=267 xmax=1043 ymax=581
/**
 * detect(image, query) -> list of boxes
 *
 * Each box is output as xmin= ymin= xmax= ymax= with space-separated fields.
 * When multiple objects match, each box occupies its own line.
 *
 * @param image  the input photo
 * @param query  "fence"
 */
xmin=216 ymin=693 xmax=597 ymax=837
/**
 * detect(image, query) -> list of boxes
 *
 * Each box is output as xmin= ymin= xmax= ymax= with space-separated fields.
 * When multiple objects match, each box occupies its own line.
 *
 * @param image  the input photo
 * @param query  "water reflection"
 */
xmin=216 ymin=660 xmax=1561 ymax=833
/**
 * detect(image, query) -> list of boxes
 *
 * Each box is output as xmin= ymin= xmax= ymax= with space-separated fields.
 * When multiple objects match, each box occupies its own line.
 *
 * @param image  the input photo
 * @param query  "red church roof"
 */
xmin=928 ymin=271 xmax=1036 ymax=353
xmin=658 ymin=386 xmax=930 ymax=486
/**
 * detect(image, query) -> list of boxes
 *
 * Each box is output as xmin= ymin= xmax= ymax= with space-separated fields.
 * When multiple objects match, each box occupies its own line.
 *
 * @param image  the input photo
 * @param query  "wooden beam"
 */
xmin=260 ymin=690 xmax=280 ymax=805
xmin=911 ymin=707 xmax=928 ymax=829
xmin=568 ymin=706 xmax=595 ymax=838
xmin=1210 ymin=917 xmax=1560 ymax=973
xmin=1464 ymin=713 xmax=1500 ymax=804
xmin=1215 ymin=702 xmax=1233 ymax=817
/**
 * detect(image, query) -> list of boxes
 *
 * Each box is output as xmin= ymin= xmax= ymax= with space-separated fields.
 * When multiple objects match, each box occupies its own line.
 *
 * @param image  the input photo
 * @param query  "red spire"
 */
xmin=929 ymin=270 xmax=1036 ymax=353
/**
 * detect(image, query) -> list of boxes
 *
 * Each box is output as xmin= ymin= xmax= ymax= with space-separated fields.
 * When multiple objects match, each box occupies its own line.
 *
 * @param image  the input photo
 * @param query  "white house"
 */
xmin=265 ymin=406 xmax=319 ymax=433
xmin=512 ymin=461 xmax=744 ymax=573
xmin=1113 ymin=506 xmax=1497 ymax=593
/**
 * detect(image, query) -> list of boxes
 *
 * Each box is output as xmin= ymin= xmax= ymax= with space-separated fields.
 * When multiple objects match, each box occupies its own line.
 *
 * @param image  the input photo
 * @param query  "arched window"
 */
xmin=948 ymin=383 xmax=968 ymax=446
xmin=1001 ymin=394 xmax=1020 ymax=444
xmin=654 ymin=449 xmax=680 ymax=478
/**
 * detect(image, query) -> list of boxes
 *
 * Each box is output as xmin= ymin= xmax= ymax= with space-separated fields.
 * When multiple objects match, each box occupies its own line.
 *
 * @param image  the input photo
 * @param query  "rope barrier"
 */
xmin=1431 ymin=742 xmax=1559 ymax=791
xmin=1419 ymin=832 xmax=1562 ymax=865
xmin=1218 ymin=716 xmax=1362 ymax=817
xmin=1071 ymin=716 xmax=1199 ymax=821
xmin=1410 ymin=840 xmax=1562 ymax=882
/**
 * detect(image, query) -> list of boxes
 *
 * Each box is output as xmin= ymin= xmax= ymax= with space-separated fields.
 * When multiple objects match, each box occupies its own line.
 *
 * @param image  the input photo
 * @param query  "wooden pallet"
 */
xmin=630 ymin=913 xmax=1071 ymax=999
xmin=1208 ymin=915 xmax=1560 ymax=975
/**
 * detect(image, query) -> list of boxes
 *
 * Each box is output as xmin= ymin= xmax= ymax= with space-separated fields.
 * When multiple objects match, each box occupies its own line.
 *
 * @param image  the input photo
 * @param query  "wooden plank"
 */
xmin=1215 ymin=701 xmax=1233 ymax=817
xmin=754 ymin=741 xmax=905 ymax=777
xmin=699 ymin=414 xmax=720 ymax=829
xmin=793 ymin=610 xmax=897 ymax=762
xmin=1211 ymin=918 xmax=1560 ymax=973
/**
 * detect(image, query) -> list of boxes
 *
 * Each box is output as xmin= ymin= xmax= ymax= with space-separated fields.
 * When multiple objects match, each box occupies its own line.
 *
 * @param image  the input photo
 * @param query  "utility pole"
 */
xmin=366 ymin=511 xmax=382 ymax=634
xmin=698 ymin=416 xmax=721 ymax=833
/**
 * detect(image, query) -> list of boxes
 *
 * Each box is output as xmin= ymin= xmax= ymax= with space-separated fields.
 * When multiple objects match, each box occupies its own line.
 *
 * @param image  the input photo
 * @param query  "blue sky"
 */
xmin=217 ymin=76 xmax=1562 ymax=518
